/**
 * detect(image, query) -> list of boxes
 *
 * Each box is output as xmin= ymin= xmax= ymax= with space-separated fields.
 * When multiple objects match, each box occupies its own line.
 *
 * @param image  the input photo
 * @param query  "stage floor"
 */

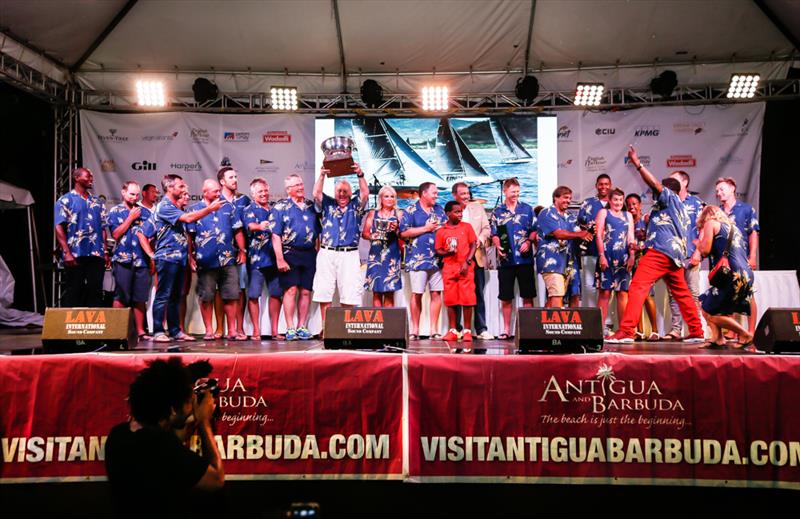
xmin=0 ymin=325 xmax=762 ymax=356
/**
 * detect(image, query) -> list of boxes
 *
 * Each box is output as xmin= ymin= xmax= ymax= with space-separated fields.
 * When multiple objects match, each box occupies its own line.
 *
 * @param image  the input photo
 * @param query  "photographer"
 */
xmin=105 ymin=358 xmax=225 ymax=518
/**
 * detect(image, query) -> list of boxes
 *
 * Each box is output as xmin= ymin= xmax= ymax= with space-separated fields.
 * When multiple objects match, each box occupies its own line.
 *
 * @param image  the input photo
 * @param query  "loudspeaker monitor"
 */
xmin=516 ymin=307 xmax=603 ymax=354
xmin=754 ymin=308 xmax=800 ymax=354
xmin=323 ymin=307 xmax=407 ymax=351
xmin=42 ymin=307 xmax=137 ymax=353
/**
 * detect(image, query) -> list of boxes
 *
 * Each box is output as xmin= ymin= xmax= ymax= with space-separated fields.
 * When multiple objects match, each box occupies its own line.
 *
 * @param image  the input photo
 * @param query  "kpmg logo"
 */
xmin=633 ymin=125 xmax=660 ymax=137
xmin=672 ymin=122 xmax=705 ymax=135
xmin=557 ymin=125 xmax=572 ymax=140
xmin=142 ymin=131 xmax=179 ymax=142
xmin=594 ymin=127 xmax=615 ymax=136
xmin=190 ymin=128 xmax=210 ymax=144
xmin=169 ymin=161 xmax=202 ymax=172
xmin=131 ymin=161 xmax=157 ymax=171
xmin=263 ymin=131 xmax=292 ymax=143
xmin=666 ymin=155 xmax=697 ymax=168
xmin=96 ymin=129 xmax=128 ymax=143
xmin=584 ymin=155 xmax=607 ymax=172
xmin=224 ymin=132 xmax=250 ymax=142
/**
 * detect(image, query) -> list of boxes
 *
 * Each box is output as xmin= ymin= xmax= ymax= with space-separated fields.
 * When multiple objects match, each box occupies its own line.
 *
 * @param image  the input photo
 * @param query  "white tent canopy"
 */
xmin=1 ymin=0 xmax=798 ymax=96
xmin=0 ymin=180 xmax=41 ymax=320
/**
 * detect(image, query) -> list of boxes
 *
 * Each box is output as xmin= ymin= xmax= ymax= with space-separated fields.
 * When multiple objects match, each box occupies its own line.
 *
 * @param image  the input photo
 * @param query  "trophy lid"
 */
xmin=321 ymin=136 xmax=354 ymax=153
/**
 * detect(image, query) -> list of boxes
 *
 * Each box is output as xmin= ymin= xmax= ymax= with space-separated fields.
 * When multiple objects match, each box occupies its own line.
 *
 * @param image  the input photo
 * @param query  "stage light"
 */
xmin=271 ymin=87 xmax=299 ymax=111
xmin=574 ymin=82 xmax=604 ymax=106
xmin=136 ymin=80 xmax=166 ymax=107
xmin=360 ymin=79 xmax=384 ymax=108
xmin=726 ymin=74 xmax=759 ymax=99
xmin=650 ymin=70 xmax=678 ymax=98
xmin=421 ymin=86 xmax=448 ymax=111
xmin=192 ymin=77 xmax=219 ymax=104
xmin=515 ymin=75 xmax=540 ymax=105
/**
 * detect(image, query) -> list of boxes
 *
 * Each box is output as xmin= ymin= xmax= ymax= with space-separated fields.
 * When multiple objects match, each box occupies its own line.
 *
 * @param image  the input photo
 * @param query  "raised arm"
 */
xmin=627 ymin=145 xmax=662 ymax=193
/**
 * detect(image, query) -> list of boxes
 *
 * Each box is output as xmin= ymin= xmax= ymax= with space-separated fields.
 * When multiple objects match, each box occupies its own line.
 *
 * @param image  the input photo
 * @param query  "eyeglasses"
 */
xmin=286 ymin=183 xmax=303 ymax=189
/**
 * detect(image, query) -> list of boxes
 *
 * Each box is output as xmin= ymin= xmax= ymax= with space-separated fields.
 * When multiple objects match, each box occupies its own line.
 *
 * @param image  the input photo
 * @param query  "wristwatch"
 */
xmin=356 ymin=172 xmax=364 ymax=178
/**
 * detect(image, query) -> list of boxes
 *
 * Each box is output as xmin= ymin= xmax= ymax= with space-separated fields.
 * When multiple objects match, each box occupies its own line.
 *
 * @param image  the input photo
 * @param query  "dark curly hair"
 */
xmin=127 ymin=358 xmax=194 ymax=427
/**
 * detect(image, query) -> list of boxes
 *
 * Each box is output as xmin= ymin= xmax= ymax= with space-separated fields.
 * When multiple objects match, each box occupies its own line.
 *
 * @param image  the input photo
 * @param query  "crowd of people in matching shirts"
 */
xmin=54 ymin=145 xmax=759 ymax=349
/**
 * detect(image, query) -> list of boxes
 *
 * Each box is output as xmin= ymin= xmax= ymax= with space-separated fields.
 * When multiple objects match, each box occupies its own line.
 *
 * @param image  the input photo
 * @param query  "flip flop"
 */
xmin=227 ymin=334 xmax=247 ymax=342
xmin=153 ymin=333 xmax=171 ymax=343
xmin=138 ymin=333 xmax=153 ymax=341
xmin=202 ymin=333 xmax=217 ymax=341
xmin=174 ymin=332 xmax=196 ymax=342
xmin=646 ymin=332 xmax=661 ymax=341
xmin=660 ymin=332 xmax=682 ymax=342
xmin=431 ymin=334 xmax=443 ymax=340
xmin=497 ymin=333 xmax=510 ymax=341
xmin=408 ymin=334 xmax=419 ymax=341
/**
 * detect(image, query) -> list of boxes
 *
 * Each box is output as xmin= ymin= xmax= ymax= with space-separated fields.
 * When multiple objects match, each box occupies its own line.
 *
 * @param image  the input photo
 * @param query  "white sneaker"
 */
xmin=477 ymin=330 xmax=494 ymax=340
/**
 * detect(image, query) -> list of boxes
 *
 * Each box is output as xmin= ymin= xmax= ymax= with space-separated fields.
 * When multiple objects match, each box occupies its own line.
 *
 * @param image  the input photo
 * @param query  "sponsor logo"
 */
xmin=294 ymin=160 xmax=315 ymax=171
xmin=557 ymin=125 xmax=572 ymax=140
xmin=100 ymin=160 xmax=117 ymax=173
xmin=64 ymin=310 xmax=107 ymax=334
xmin=633 ymin=125 xmax=660 ymax=137
xmin=344 ymin=309 xmax=385 ymax=335
xmin=624 ymin=155 xmax=651 ymax=168
xmin=131 ymin=160 xmax=157 ymax=171
xmin=224 ymin=132 xmax=250 ymax=142
xmin=256 ymin=159 xmax=279 ymax=174
xmin=538 ymin=363 xmax=686 ymax=418
xmin=672 ymin=122 xmax=705 ymax=135
xmin=723 ymin=118 xmax=750 ymax=137
xmin=718 ymin=154 xmax=743 ymax=165
xmin=169 ymin=161 xmax=202 ymax=172
xmin=142 ymin=131 xmax=179 ymax=142
xmin=96 ymin=129 xmax=128 ymax=143
xmin=190 ymin=128 xmax=210 ymax=144
xmin=792 ymin=311 xmax=800 ymax=333
xmin=263 ymin=130 xmax=292 ymax=143
xmin=594 ymin=127 xmax=615 ymax=136
xmin=557 ymin=159 xmax=573 ymax=169
xmin=215 ymin=377 xmax=273 ymax=427
xmin=666 ymin=155 xmax=697 ymax=168
xmin=584 ymin=155 xmax=607 ymax=172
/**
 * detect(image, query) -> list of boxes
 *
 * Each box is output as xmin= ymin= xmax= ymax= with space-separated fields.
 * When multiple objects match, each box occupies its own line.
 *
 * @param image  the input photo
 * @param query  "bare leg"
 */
xmin=546 ymin=296 xmax=562 ymax=308
xmin=705 ymin=313 xmax=753 ymax=343
xmin=247 ymin=298 xmax=261 ymax=338
xmin=383 ymin=292 xmax=394 ymax=308
xmin=297 ymin=288 xmax=312 ymax=328
xmin=223 ymin=299 xmax=237 ymax=336
xmin=372 ymin=293 xmax=383 ymax=307
xmin=429 ymin=291 xmax=442 ymax=336
xmin=214 ymin=291 xmax=225 ymax=337
xmin=132 ymin=302 xmax=147 ymax=336
xmin=615 ymin=291 xmax=629 ymax=329
xmin=748 ymin=298 xmax=757 ymax=335
xmin=319 ymin=301 xmax=331 ymax=331
xmin=236 ymin=290 xmax=247 ymax=337
xmin=501 ymin=300 xmax=512 ymax=336
xmin=410 ymin=293 xmax=423 ymax=336
xmin=268 ymin=296 xmax=282 ymax=337
xmin=644 ymin=295 xmax=658 ymax=334
xmin=446 ymin=305 xmax=458 ymax=332
xmin=283 ymin=286 xmax=297 ymax=330
xmin=462 ymin=306 xmax=473 ymax=332
xmin=568 ymin=296 xmax=581 ymax=308
xmin=597 ymin=289 xmax=611 ymax=326
xmin=521 ymin=298 xmax=534 ymax=308
xmin=200 ymin=300 xmax=215 ymax=336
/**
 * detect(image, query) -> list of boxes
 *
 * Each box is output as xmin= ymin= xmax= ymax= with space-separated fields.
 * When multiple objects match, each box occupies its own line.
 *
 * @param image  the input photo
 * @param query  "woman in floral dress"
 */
xmin=362 ymin=186 xmax=404 ymax=307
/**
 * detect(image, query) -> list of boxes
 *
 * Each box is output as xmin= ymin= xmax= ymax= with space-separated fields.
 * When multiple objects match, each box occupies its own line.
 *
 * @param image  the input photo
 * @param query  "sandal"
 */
xmin=202 ymin=333 xmax=217 ymax=341
xmin=646 ymin=332 xmax=661 ymax=341
xmin=431 ymin=334 xmax=443 ymax=340
xmin=227 ymin=334 xmax=247 ymax=342
xmin=660 ymin=332 xmax=682 ymax=342
xmin=497 ymin=333 xmax=510 ymax=341
xmin=152 ymin=333 xmax=172 ymax=343
xmin=249 ymin=335 xmax=262 ymax=341
xmin=138 ymin=333 xmax=153 ymax=341
xmin=408 ymin=334 xmax=419 ymax=341
xmin=174 ymin=332 xmax=196 ymax=342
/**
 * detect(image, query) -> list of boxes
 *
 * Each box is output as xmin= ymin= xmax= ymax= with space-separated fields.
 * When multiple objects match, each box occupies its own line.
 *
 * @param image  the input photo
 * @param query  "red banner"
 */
xmin=0 ymin=352 xmax=403 ymax=482
xmin=407 ymin=354 xmax=800 ymax=488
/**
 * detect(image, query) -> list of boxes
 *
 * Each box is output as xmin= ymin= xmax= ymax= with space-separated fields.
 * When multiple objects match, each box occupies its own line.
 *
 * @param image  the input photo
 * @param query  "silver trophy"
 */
xmin=321 ymin=136 xmax=355 ymax=177
xmin=373 ymin=217 xmax=392 ymax=241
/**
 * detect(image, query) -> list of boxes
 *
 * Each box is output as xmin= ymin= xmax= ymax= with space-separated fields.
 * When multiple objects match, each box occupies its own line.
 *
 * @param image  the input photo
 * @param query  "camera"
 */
xmin=193 ymin=377 xmax=220 ymax=398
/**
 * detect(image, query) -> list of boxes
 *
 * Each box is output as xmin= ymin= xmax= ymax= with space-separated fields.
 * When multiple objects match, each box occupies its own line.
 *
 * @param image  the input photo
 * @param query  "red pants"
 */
xmin=619 ymin=249 xmax=703 ymax=337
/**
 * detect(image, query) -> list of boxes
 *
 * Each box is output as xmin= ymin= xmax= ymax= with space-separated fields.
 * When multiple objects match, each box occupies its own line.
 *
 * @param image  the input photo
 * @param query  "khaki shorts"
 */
xmin=542 ymin=272 xmax=567 ymax=298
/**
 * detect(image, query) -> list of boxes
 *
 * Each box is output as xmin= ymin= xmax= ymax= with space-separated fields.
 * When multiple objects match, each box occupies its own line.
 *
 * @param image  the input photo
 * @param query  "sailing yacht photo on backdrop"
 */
xmin=316 ymin=116 xmax=546 ymax=207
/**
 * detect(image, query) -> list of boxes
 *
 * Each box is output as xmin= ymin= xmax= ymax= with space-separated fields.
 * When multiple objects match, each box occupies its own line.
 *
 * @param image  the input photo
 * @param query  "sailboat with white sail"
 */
xmin=433 ymin=118 xmax=493 ymax=184
xmin=488 ymin=117 xmax=534 ymax=164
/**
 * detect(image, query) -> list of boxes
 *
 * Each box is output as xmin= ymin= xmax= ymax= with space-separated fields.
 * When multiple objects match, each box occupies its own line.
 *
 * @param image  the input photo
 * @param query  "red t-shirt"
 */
xmin=435 ymin=222 xmax=477 ymax=266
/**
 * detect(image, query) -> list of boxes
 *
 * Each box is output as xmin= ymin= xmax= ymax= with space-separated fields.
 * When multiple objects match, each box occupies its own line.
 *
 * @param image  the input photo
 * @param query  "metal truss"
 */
xmin=0 ymin=48 xmax=66 ymax=104
xmin=77 ymin=80 xmax=800 ymax=115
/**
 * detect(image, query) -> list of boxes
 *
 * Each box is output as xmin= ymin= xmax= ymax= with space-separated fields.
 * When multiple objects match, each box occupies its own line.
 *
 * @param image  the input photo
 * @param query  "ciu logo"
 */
xmin=65 ymin=310 xmax=106 ymax=323
xmin=344 ymin=309 xmax=384 ymax=323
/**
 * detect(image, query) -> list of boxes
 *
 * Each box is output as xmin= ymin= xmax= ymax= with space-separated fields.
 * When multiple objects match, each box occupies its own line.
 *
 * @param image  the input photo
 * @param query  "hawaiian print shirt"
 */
xmin=490 ymin=202 xmax=537 ymax=267
xmin=54 ymin=190 xmax=108 ymax=259
xmin=269 ymin=198 xmax=320 ymax=251
xmin=683 ymin=194 xmax=705 ymax=259
xmin=535 ymin=205 xmax=573 ymax=274
xmin=577 ymin=196 xmax=607 ymax=257
xmin=400 ymin=201 xmax=447 ymax=271
xmin=317 ymin=194 xmax=365 ymax=248
xmin=724 ymin=201 xmax=760 ymax=257
xmin=243 ymin=203 xmax=275 ymax=269
xmin=139 ymin=198 xmax=189 ymax=264
xmin=645 ymin=188 xmax=689 ymax=267
xmin=186 ymin=200 xmax=243 ymax=269
xmin=107 ymin=204 xmax=152 ymax=267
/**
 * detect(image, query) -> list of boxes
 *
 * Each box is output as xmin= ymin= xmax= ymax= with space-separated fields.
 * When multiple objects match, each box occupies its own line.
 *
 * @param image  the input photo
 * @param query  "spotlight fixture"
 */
xmin=136 ymin=80 xmax=167 ymax=107
xmin=650 ymin=70 xmax=678 ymax=98
xmin=192 ymin=77 xmax=219 ymax=104
xmin=360 ymin=79 xmax=384 ymax=108
xmin=271 ymin=87 xmax=299 ymax=111
xmin=515 ymin=75 xmax=540 ymax=105
xmin=421 ymin=86 xmax=448 ymax=111
xmin=726 ymin=74 xmax=759 ymax=99
xmin=574 ymin=83 xmax=604 ymax=106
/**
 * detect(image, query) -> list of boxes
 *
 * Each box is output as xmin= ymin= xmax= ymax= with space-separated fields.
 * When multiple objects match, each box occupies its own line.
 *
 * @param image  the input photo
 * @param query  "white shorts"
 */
xmin=312 ymin=248 xmax=363 ymax=305
xmin=409 ymin=268 xmax=443 ymax=294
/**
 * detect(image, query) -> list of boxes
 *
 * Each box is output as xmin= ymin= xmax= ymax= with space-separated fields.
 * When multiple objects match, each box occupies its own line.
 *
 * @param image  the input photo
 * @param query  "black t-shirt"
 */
xmin=105 ymin=421 xmax=209 ymax=519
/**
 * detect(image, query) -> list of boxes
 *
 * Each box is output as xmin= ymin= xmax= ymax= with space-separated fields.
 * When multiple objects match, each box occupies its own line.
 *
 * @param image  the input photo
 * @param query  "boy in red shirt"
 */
xmin=435 ymin=201 xmax=478 ymax=343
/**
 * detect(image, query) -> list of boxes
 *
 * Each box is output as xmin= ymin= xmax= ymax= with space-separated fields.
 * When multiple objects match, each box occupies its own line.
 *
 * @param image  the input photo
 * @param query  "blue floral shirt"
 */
xmin=186 ymin=200 xmax=243 ymax=269
xmin=490 ymin=202 xmax=537 ymax=267
xmin=400 ymin=201 xmax=446 ymax=271
xmin=317 ymin=194 xmax=365 ymax=248
xmin=683 ymin=194 xmax=705 ymax=259
xmin=107 ymin=204 xmax=152 ymax=267
xmin=577 ymin=197 xmax=607 ymax=257
xmin=269 ymin=198 xmax=320 ymax=251
xmin=645 ymin=188 xmax=689 ymax=267
xmin=724 ymin=201 xmax=760 ymax=257
xmin=535 ymin=206 xmax=573 ymax=274
xmin=54 ymin=190 xmax=108 ymax=259
xmin=139 ymin=198 xmax=189 ymax=265
xmin=243 ymin=203 xmax=275 ymax=269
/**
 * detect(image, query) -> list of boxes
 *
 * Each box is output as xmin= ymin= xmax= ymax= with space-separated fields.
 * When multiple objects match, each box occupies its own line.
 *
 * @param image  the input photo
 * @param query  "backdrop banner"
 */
xmin=80 ymin=111 xmax=317 ymax=206
xmin=556 ymin=102 xmax=763 ymax=211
